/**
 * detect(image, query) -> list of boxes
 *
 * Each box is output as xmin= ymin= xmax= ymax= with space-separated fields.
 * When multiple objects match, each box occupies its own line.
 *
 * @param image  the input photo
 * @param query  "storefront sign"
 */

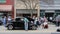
xmin=0 ymin=0 xmax=6 ymax=3
xmin=0 ymin=5 xmax=12 ymax=11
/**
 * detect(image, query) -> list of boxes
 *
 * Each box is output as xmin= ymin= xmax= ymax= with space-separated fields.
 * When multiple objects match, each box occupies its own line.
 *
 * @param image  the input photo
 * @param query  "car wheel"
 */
xmin=32 ymin=26 xmax=37 ymax=30
xmin=57 ymin=28 xmax=60 ymax=32
xmin=8 ymin=25 xmax=13 ymax=30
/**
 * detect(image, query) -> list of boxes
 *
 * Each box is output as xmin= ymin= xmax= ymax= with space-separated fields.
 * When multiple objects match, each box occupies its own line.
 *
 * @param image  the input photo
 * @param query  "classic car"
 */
xmin=6 ymin=17 xmax=37 ymax=30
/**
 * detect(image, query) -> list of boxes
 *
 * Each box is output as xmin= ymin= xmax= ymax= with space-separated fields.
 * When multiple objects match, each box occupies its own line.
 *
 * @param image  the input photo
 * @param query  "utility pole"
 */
xmin=14 ymin=0 xmax=16 ymax=18
xmin=37 ymin=0 xmax=40 ymax=18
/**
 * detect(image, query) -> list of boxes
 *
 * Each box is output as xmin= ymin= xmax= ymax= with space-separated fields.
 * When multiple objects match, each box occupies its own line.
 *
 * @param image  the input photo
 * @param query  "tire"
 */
xmin=7 ymin=25 xmax=13 ymax=30
xmin=32 ymin=26 xmax=37 ymax=30
xmin=57 ymin=29 xmax=60 ymax=32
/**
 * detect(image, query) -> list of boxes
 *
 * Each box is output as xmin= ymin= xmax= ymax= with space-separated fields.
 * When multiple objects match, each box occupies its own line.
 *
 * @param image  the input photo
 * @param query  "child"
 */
xmin=42 ymin=22 xmax=48 ymax=29
xmin=42 ymin=16 xmax=48 ymax=29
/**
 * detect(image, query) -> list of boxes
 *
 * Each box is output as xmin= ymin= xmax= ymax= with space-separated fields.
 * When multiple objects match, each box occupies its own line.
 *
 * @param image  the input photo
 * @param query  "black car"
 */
xmin=6 ymin=17 xmax=37 ymax=30
xmin=6 ymin=17 xmax=24 ymax=30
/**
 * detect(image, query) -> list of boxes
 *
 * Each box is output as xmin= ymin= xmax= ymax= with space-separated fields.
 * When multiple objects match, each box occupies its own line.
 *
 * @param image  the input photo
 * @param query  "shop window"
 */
xmin=40 ymin=10 xmax=45 ymax=17
xmin=54 ymin=10 xmax=60 ymax=17
xmin=55 ymin=10 xmax=60 ymax=13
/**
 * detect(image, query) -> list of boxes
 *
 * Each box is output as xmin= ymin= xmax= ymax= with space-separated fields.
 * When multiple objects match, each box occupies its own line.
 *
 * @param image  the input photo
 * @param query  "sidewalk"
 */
xmin=37 ymin=22 xmax=59 ymax=33
xmin=0 ymin=22 xmax=59 ymax=33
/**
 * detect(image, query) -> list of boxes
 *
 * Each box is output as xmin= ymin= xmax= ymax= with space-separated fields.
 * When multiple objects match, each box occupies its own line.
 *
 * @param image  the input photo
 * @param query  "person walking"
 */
xmin=42 ymin=16 xmax=48 ymax=29
xmin=49 ymin=17 xmax=53 ymax=22
xmin=33 ymin=16 xmax=35 ymax=20
xmin=1 ymin=16 xmax=7 ymax=27
xmin=34 ymin=17 xmax=38 ymax=25
xmin=7 ymin=16 xmax=12 ymax=23
xmin=43 ymin=16 xmax=48 ymax=22
xmin=23 ymin=16 xmax=29 ymax=31
xmin=38 ymin=17 xmax=42 ymax=26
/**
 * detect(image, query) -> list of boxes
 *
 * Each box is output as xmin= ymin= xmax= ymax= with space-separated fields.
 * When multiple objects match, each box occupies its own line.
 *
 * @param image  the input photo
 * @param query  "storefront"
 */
xmin=0 ymin=0 xmax=14 ymax=18
xmin=40 ymin=0 xmax=60 ymax=18
xmin=40 ymin=9 xmax=60 ymax=21
xmin=16 ymin=9 xmax=37 ymax=17
xmin=0 ymin=5 xmax=12 ymax=19
xmin=40 ymin=10 xmax=60 ymax=17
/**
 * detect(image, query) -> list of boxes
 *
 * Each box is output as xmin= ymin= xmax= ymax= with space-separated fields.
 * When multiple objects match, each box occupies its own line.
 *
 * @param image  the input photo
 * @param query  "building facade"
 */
xmin=0 ymin=0 xmax=14 ymax=18
xmin=15 ymin=0 xmax=39 ymax=18
xmin=14 ymin=0 xmax=60 ymax=19
xmin=40 ymin=0 xmax=60 ymax=18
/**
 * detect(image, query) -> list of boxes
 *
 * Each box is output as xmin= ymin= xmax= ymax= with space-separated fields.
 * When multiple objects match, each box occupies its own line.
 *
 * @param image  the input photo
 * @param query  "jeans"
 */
xmin=3 ymin=22 xmax=6 ymax=27
xmin=24 ymin=22 xmax=28 ymax=30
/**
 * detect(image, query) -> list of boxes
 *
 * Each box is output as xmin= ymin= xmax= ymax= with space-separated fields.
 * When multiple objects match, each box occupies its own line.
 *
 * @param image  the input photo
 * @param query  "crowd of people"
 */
xmin=1 ymin=15 xmax=12 ymax=27
xmin=23 ymin=16 xmax=48 ymax=30
xmin=0 ymin=15 xmax=48 ymax=30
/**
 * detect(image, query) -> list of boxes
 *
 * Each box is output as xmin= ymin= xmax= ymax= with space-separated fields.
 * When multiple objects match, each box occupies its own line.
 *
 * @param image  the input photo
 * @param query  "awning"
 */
xmin=0 ymin=5 xmax=12 ymax=11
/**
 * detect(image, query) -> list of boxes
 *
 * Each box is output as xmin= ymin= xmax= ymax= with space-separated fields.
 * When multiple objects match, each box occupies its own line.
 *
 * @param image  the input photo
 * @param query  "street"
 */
xmin=0 ymin=22 xmax=60 ymax=34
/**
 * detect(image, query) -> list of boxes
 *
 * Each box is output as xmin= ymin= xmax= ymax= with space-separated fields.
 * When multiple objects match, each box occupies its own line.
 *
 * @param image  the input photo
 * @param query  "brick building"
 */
xmin=0 ymin=0 xmax=14 ymax=19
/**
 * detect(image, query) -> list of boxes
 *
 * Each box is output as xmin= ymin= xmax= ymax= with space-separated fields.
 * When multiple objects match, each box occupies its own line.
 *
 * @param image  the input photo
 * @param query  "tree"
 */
xmin=18 ymin=0 xmax=40 ymax=17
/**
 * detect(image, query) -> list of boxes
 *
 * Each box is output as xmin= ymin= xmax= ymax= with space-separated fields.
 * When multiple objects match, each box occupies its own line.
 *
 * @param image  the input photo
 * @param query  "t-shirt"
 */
xmin=50 ymin=17 xmax=52 ymax=20
xmin=43 ymin=22 xmax=48 ymax=25
xmin=8 ymin=18 xmax=11 ymax=21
